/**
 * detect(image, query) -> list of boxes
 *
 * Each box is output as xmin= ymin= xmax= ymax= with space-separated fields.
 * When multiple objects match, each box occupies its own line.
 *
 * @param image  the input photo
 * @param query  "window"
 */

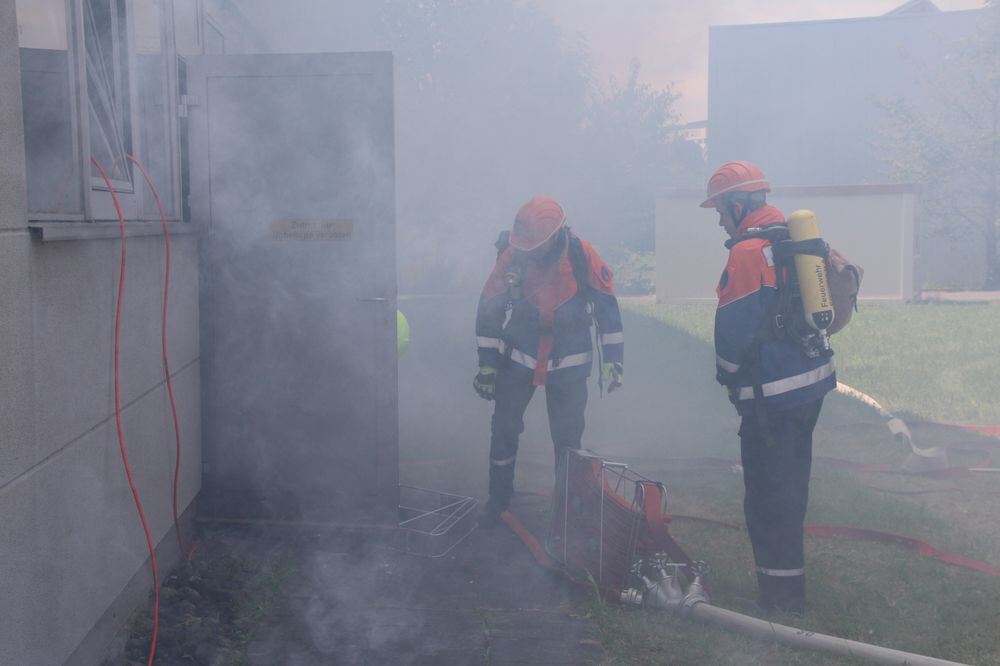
xmin=17 ymin=0 xmax=183 ymax=222
xmin=84 ymin=0 xmax=134 ymax=191
xmin=134 ymin=0 xmax=179 ymax=219
xmin=16 ymin=0 xmax=85 ymax=217
xmin=173 ymin=0 xmax=202 ymax=57
xmin=203 ymin=16 xmax=225 ymax=55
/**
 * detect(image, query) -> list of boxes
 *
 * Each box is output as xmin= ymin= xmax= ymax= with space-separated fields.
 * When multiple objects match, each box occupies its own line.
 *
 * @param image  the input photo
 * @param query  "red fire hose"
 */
xmin=91 ymin=157 xmax=159 ymax=666
xmin=125 ymin=154 xmax=189 ymax=559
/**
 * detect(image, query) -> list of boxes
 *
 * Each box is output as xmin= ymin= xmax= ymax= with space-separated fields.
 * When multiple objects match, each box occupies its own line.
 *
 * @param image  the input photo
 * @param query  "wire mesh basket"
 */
xmin=545 ymin=448 xmax=688 ymax=596
xmin=392 ymin=484 xmax=479 ymax=558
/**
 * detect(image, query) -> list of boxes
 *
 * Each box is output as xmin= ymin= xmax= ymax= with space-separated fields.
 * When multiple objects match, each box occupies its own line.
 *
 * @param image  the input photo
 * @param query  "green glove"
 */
xmin=474 ymin=366 xmax=497 ymax=400
xmin=601 ymin=361 xmax=623 ymax=393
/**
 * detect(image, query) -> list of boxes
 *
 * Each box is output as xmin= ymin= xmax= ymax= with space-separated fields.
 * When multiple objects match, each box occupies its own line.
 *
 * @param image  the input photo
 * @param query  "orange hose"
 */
xmin=91 ymin=157 xmax=159 ymax=665
xmin=125 ymin=154 xmax=189 ymax=560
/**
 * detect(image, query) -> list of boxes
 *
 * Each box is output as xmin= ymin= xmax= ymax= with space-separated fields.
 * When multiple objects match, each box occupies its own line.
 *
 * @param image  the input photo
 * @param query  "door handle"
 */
xmin=357 ymin=297 xmax=388 ymax=302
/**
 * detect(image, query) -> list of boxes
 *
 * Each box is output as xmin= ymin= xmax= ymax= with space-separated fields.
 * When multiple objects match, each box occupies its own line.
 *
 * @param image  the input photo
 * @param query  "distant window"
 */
xmin=84 ymin=0 xmax=134 ymax=191
xmin=16 ymin=0 xmax=85 ymax=217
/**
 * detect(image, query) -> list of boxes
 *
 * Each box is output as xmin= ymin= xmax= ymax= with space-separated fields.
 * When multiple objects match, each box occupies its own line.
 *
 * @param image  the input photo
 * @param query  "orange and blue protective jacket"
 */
xmin=476 ymin=231 xmax=623 ymax=386
xmin=714 ymin=205 xmax=836 ymax=416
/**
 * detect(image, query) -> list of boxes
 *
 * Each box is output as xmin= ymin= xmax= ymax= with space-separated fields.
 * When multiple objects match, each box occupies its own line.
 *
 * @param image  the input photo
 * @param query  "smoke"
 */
xmin=14 ymin=1 xmax=998 ymax=662
xmin=238 ymin=0 xmax=704 ymax=292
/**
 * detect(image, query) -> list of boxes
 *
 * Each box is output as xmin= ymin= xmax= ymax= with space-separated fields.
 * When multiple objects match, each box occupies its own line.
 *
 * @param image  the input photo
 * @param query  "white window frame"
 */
xmin=72 ymin=0 xmax=182 ymax=222
xmin=22 ymin=0 xmax=185 ymax=223
xmin=132 ymin=0 xmax=183 ymax=221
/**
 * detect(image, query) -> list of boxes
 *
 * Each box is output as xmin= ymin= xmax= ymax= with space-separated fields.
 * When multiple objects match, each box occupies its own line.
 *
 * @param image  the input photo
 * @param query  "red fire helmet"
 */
xmin=510 ymin=196 xmax=567 ymax=251
xmin=700 ymin=161 xmax=771 ymax=208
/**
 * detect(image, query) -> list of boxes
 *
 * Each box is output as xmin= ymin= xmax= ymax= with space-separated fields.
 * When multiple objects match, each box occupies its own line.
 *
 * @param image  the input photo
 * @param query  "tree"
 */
xmin=881 ymin=1 xmax=1000 ymax=289
xmin=373 ymin=0 xmax=592 ymax=291
xmin=374 ymin=3 xmax=702 ymax=290
xmin=246 ymin=1 xmax=702 ymax=291
xmin=573 ymin=58 xmax=704 ymax=254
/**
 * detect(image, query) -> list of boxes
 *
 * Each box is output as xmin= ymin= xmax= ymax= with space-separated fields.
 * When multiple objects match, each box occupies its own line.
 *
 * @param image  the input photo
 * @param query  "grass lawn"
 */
xmin=541 ymin=302 xmax=1000 ymax=665
xmin=624 ymin=298 xmax=1000 ymax=425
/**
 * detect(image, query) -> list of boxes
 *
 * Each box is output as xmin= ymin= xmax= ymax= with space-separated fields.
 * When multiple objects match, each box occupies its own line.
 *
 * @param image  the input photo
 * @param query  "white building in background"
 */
xmin=705 ymin=1 xmax=984 ymax=288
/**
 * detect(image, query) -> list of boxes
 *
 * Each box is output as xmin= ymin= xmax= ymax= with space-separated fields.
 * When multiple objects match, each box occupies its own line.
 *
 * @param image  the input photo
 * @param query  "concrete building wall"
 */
xmin=707 ymin=9 xmax=983 ymax=289
xmin=0 ymin=3 xmax=202 ymax=663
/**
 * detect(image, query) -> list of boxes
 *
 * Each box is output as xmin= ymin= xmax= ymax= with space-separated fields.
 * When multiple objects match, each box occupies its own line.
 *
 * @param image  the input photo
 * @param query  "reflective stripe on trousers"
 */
xmin=757 ymin=566 xmax=804 ymax=577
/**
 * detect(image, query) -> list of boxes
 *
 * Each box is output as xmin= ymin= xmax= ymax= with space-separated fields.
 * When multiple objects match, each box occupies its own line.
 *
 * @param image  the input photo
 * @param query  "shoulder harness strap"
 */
xmin=494 ymin=230 xmax=511 ymax=260
xmin=566 ymin=233 xmax=592 ymax=295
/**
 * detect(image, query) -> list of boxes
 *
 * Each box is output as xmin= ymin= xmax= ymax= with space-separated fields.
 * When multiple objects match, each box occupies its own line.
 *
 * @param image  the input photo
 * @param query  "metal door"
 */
xmin=188 ymin=53 xmax=397 ymax=525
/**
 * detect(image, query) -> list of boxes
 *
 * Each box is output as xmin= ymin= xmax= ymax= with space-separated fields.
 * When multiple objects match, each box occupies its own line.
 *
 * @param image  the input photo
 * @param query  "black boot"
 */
xmin=772 ymin=575 xmax=806 ymax=616
xmin=757 ymin=572 xmax=805 ymax=616
xmin=477 ymin=497 xmax=507 ymax=529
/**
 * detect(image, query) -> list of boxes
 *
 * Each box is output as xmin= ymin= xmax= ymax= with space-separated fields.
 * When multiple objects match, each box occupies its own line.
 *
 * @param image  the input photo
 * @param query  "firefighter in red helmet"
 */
xmin=705 ymin=162 xmax=835 ymax=615
xmin=474 ymin=196 xmax=624 ymax=527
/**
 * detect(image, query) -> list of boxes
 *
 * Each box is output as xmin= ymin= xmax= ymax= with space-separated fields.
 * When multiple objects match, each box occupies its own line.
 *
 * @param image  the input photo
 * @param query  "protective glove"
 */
xmin=601 ymin=361 xmax=623 ymax=393
xmin=716 ymin=370 xmax=739 ymax=405
xmin=473 ymin=366 xmax=497 ymax=400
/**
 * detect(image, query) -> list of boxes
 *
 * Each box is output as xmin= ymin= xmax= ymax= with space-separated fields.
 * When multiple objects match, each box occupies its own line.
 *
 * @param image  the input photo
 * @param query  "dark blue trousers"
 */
xmin=740 ymin=397 xmax=823 ymax=613
xmin=487 ymin=369 xmax=587 ymax=509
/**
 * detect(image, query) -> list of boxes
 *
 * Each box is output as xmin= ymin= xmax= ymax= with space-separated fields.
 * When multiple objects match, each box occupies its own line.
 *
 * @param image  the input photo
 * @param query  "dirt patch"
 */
xmin=103 ymin=530 xmax=299 ymax=666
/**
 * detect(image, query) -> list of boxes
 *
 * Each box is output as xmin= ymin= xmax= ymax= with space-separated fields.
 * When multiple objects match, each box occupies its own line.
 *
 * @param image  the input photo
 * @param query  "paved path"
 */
xmin=243 ymin=523 xmax=603 ymax=665
xmin=238 ymin=292 xmax=727 ymax=665
xmin=922 ymin=290 xmax=1000 ymax=302
xmin=239 ymin=295 xmax=605 ymax=663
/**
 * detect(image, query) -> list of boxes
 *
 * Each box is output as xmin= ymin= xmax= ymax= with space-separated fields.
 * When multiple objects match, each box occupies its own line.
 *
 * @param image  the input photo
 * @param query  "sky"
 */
xmin=534 ymin=0 xmax=986 ymax=121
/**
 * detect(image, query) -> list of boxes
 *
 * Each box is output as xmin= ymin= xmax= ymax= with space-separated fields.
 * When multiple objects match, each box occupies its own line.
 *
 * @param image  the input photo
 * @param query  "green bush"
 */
xmin=608 ymin=247 xmax=656 ymax=295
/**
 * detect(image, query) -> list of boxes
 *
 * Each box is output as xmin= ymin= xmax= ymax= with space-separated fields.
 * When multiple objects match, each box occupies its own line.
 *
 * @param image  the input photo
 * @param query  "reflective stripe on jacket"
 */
xmin=714 ymin=205 xmax=835 ymax=415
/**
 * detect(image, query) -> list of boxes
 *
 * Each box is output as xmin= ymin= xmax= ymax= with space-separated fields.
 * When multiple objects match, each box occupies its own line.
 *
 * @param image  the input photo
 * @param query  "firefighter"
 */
xmin=703 ymin=162 xmax=836 ymax=615
xmin=474 ymin=196 xmax=624 ymax=528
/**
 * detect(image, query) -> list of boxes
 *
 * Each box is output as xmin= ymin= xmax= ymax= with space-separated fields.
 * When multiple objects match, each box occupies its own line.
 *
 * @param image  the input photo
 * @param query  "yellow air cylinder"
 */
xmin=787 ymin=210 xmax=834 ymax=332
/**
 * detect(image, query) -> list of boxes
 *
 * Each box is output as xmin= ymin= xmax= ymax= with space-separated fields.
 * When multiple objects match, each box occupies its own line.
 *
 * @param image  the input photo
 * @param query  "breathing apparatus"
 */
xmin=504 ymin=266 xmax=522 ymax=302
xmin=502 ymin=226 xmax=569 ymax=306
xmin=786 ymin=209 xmax=834 ymax=355
xmin=729 ymin=211 xmax=836 ymax=359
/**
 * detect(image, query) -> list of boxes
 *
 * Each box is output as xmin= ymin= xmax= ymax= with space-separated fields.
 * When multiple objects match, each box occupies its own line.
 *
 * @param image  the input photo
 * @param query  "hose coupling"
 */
xmin=623 ymin=554 xmax=687 ymax=610
xmin=620 ymin=587 xmax=644 ymax=606
xmin=682 ymin=560 xmax=710 ymax=614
